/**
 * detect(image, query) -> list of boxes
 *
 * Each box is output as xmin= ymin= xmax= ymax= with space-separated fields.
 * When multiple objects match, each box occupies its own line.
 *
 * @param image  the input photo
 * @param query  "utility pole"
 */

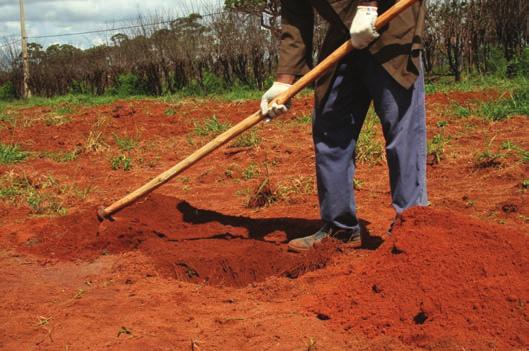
xmin=19 ymin=0 xmax=31 ymax=98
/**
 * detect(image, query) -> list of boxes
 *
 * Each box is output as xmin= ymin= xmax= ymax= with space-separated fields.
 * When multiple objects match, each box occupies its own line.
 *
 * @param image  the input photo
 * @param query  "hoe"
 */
xmin=97 ymin=0 xmax=420 ymax=222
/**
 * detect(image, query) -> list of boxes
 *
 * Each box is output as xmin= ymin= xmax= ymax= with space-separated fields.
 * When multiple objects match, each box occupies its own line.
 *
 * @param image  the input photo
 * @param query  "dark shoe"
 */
xmin=288 ymin=223 xmax=361 ymax=253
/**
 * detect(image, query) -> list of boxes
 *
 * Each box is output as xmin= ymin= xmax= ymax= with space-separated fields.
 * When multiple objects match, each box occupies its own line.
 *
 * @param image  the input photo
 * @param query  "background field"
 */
xmin=0 ymin=78 xmax=528 ymax=350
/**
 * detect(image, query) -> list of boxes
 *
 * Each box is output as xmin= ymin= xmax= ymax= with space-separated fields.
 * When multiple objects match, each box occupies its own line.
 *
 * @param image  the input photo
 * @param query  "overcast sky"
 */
xmin=0 ymin=0 xmax=221 ymax=49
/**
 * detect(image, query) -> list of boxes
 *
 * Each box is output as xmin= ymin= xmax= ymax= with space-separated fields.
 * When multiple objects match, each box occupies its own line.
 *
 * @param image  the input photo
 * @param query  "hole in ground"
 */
xmin=19 ymin=194 xmax=342 ymax=288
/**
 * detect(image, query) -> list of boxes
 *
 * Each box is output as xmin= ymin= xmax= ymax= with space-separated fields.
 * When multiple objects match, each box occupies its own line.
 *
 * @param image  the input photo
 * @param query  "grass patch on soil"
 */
xmin=0 ymin=144 xmax=28 ymax=164
xmin=425 ymin=76 xmax=527 ymax=94
xmin=501 ymin=140 xmax=529 ymax=163
xmin=246 ymin=175 xmax=315 ymax=208
xmin=194 ymin=115 xmax=231 ymax=136
xmin=356 ymin=111 xmax=385 ymax=164
xmin=445 ymin=83 xmax=528 ymax=121
xmin=0 ymin=112 xmax=16 ymax=126
xmin=428 ymin=133 xmax=450 ymax=164
xmin=0 ymin=172 xmax=92 ymax=216
xmin=84 ymin=116 xmax=110 ymax=153
xmin=113 ymin=134 xmax=139 ymax=151
xmin=44 ymin=114 xmax=72 ymax=126
xmin=0 ymin=94 xmax=122 ymax=111
xmin=111 ymin=155 xmax=133 ymax=171
xmin=242 ymin=163 xmax=259 ymax=180
xmin=40 ymin=148 xmax=82 ymax=163
xmin=479 ymin=87 xmax=529 ymax=120
xmin=230 ymin=129 xmax=261 ymax=148
xmin=294 ymin=114 xmax=312 ymax=124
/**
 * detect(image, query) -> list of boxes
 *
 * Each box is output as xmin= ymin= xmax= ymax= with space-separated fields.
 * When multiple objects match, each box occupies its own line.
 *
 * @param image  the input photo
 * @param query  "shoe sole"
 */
xmin=287 ymin=243 xmax=311 ymax=253
xmin=288 ymin=238 xmax=362 ymax=253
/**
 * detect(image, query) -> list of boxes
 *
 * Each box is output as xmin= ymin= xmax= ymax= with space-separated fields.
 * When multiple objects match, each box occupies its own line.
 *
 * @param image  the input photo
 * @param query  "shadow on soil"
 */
xmin=176 ymin=200 xmax=383 ymax=249
xmin=19 ymin=194 xmax=384 ymax=287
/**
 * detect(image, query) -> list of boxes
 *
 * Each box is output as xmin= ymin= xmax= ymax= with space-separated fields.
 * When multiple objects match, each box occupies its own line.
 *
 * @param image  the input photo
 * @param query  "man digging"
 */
xmin=261 ymin=0 xmax=428 ymax=252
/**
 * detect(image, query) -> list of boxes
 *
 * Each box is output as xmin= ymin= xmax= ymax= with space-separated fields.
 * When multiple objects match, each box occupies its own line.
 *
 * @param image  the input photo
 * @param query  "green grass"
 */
xmin=479 ymin=87 xmax=529 ymax=121
xmin=0 ymin=173 xmax=68 ymax=216
xmin=44 ymin=115 xmax=72 ymax=126
xmin=0 ymin=94 xmax=121 ymax=111
xmin=501 ymin=140 xmax=529 ymax=163
xmin=428 ymin=133 xmax=450 ymax=164
xmin=41 ymin=149 xmax=81 ymax=163
xmin=425 ymin=75 xmax=528 ymax=94
xmin=164 ymin=107 xmax=177 ymax=116
xmin=356 ymin=112 xmax=385 ymax=164
xmin=451 ymin=103 xmax=471 ymax=118
xmin=0 ymin=144 xmax=28 ymax=164
xmin=111 ymin=155 xmax=132 ymax=171
xmin=231 ymin=130 xmax=261 ymax=148
xmin=54 ymin=106 xmax=73 ymax=115
xmin=474 ymin=149 xmax=504 ymax=169
xmin=194 ymin=115 xmax=231 ymax=136
xmin=294 ymin=114 xmax=312 ymax=124
xmin=0 ymin=112 xmax=15 ymax=125
xmin=276 ymin=176 xmax=315 ymax=199
xmin=113 ymin=134 xmax=138 ymax=151
xmin=242 ymin=163 xmax=259 ymax=180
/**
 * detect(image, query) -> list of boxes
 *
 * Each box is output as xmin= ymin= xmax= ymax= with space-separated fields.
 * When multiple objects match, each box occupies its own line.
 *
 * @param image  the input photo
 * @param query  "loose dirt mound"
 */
xmin=14 ymin=194 xmax=339 ymax=287
xmin=309 ymin=207 xmax=529 ymax=349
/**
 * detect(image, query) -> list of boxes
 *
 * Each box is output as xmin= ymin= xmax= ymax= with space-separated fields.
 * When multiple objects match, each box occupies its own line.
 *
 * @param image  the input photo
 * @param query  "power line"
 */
xmin=26 ymin=10 xmax=226 ymax=40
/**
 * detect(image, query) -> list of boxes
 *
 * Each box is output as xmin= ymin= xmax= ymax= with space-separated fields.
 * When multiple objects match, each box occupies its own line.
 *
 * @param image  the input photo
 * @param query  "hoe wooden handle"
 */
xmin=97 ymin=0 xmax=419 ymax=221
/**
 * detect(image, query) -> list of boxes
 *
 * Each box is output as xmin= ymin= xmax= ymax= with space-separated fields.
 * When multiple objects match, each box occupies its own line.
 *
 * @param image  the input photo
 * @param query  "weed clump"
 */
xmin=111 ymin=155 xmax=132 ymax=171
xmin=113 ymin=134 xmax=138 ymax=151
xmin=0 ymin=172 xmax=71 ymax=216
xmin=247 ymin=178 xmax=277 ymax=209
xmin=428 ymin=133 xmax=449 ymax=165
xmin=194 ymin=115 xmax=231 ymax=136
xmin=356 ymin=113 xmax=385 ymax=164
xmin=0 ymin=143 xmax=28 ymax=164
xmin=474 ymin=150 xmax=504 ymax=169
xmin=480 ymin=87 xmax=529 ymax=121
xmin=230 ymin=130 xmax=261 ymax=148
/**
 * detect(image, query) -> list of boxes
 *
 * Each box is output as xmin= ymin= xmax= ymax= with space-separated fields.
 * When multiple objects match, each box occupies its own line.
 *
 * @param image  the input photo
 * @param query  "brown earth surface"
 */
xmin=0 ymin=91 xmax=528 ymax=350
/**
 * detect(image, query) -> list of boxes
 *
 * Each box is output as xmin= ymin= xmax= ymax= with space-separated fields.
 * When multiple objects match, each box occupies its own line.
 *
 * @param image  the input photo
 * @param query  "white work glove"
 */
xmin=260 ymin=82 xmax=292 ymax=119
xmin=350 ymin=6 xmax=380 ymax=49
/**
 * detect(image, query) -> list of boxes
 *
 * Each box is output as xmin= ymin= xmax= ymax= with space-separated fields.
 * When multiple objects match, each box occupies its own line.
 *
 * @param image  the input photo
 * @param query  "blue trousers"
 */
xmin=313 ymin=51 xmax=428 ymax=230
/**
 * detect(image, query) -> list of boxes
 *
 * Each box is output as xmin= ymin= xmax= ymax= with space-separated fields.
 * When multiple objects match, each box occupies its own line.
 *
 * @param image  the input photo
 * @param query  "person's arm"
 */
xmin=261 ymin=1 xmax=313 ymax=118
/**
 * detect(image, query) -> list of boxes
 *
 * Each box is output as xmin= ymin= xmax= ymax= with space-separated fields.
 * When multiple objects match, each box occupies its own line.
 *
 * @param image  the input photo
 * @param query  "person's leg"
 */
xmin=313 ymin=52 xmax=372 ymax=229
xmin=365 ymin=57 xmax=428 ymax=214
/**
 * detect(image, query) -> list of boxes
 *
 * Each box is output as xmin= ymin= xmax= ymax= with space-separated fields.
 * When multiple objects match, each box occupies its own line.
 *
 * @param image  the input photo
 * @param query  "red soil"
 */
xmin=16 ymin=194 xmax=339 ymax=287
xmin=0 ymin=92 xmax=528 ymax=349
xmin=308 ymin=207 xmax=529 ymax=349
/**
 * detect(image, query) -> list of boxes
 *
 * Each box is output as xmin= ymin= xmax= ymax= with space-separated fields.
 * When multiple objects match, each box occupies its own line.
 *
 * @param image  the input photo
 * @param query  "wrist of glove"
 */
xmin=350 ymin=6 xmax=380 ymax=49
xmin=260 ymin=82 xmax=292 ymax=119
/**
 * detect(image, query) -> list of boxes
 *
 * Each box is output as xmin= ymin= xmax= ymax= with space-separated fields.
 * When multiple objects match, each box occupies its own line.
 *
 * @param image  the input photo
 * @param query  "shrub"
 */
xmin=513 ymin=48 xmax=529 ymax=78
xmin=0 ymin=81 xmax=16 ymax=100
xmin=111 ymin=73 xmax=145 ymax=97
xmin=485 ymin=47 xmax=508 ymax=77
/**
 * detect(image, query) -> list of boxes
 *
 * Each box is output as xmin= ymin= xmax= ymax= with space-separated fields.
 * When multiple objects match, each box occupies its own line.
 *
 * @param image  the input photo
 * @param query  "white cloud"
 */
xmin=0 ymin=0 xmax=222 ymax=48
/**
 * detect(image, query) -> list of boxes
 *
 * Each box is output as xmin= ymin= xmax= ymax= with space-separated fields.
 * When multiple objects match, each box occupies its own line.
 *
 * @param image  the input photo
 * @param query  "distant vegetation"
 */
xmin=0 ymin=0 xmax=527 ymax=100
